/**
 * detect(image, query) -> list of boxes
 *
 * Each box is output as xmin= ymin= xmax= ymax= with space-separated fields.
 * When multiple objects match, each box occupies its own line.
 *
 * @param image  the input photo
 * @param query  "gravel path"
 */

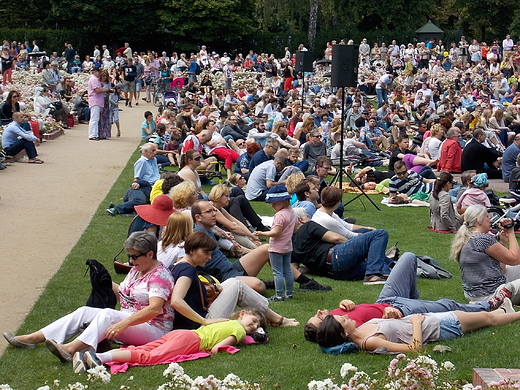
xmin=0 ymin=103 xmax=148 ymax=352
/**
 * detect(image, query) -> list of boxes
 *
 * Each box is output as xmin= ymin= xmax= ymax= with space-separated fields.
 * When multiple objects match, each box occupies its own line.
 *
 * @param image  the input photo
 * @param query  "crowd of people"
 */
xmin=4 ymin=33 xmax=520 ymax=374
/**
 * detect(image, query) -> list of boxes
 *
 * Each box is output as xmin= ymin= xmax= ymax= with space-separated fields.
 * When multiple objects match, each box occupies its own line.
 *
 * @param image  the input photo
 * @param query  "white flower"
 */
xmin=127 ymin=376 xmax=134 ymax=381
xmin=222 ymin=373 xmax=244 ymax=388
xmin=66 ymin=383 xmax=87 ymax=390
xmin=0 ymin=385 xmax=15 ymax=390
xmin=163 ymin=362 xmax=184 ymax=378
xmin=36 ymin=387 xmax=51 ymax=390
xmin=340 ymin=363 xmax=358 ymax=378
xmin=308 ymin=379 xmax=340 ymax=390
xmin=442 ymin=361 xmax=455 ymax=371
xmin=53 ymin=380 xmax=60 ymax=387
xmin=87 ymin=365 xmax=111 ymax=384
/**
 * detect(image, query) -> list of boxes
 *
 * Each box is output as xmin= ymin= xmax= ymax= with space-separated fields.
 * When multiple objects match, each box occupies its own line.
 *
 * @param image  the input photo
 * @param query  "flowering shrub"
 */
xmin=308 ymin=354 xmax=519 ymax=390
xmin=1 ymin=357 xmax=520 ymax=389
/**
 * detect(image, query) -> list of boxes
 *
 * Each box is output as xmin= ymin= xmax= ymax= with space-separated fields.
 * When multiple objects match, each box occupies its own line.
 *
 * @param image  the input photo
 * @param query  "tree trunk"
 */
xmin=308 ymin=0 xmax=319 ymax=51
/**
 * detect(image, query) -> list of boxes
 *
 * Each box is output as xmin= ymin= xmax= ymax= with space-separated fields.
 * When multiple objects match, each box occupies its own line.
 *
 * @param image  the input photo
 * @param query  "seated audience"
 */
xmin=429 ymin=172 xmax=462 ymax=231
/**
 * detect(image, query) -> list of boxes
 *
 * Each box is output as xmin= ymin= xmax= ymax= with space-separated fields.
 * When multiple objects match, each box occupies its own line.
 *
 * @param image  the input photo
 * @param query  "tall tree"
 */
xmin=159 ymin=0 xmax=255 ymax=49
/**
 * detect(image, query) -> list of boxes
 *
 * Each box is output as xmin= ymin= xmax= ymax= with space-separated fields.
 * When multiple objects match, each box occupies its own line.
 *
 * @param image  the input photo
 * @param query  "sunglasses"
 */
xmin=395 ymin=171 xmax=408 ymax=176
xmin=193 ymin=156 xmax=202 ymax=161
xmin=314 ymin=134 xmax=322 ymax=138
xmin=127 ymin=253 xmax=145 ymax=261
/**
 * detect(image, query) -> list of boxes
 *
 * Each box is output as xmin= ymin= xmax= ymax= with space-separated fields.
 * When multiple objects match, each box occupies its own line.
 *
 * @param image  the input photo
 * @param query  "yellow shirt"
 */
xmin=192 ymin=320 xmax=246 ymax=351
xmin=150 ymin=179 xmax=164 ymax=203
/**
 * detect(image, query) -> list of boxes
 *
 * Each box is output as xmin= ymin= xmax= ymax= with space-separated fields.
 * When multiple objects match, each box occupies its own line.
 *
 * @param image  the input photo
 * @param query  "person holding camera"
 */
xmin=451 ymin=204 xmax=520 ymax=305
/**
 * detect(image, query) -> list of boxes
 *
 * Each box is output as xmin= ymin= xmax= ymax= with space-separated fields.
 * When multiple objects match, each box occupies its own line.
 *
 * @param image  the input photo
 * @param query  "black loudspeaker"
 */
xmin=295 ymin=51 xmax=314 ymax=72
xmin=331 ymin=44 xmax=359 ymax=87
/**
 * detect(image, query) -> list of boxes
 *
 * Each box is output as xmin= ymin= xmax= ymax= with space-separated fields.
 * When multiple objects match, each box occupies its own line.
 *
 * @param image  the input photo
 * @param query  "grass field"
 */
xmin=0 ymin=150 xmax=518 ymax=389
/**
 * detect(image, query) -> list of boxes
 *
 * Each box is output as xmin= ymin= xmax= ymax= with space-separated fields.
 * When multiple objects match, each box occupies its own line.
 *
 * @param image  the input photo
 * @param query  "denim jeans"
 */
xmin=376 ymin=252 xmax=489 ymax=315
xmin=376 ymin=89 xmax=388 ymax=108
xmin=4 ymin=138 xmax=37 ymax=159
xmin=330 ymin=229 xmax=392 ymax=280
xmin=269 ymin=251 xmax=294 ymax=297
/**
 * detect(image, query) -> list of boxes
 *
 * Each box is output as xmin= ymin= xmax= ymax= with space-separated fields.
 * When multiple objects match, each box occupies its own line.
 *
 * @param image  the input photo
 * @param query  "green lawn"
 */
xmin=0 ymin=151 xmax=517 ymax=389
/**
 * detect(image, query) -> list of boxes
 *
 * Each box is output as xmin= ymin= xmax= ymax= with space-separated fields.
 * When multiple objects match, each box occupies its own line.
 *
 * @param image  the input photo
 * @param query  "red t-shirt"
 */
xmin=330 ymin=303 xmax=391 ymax=327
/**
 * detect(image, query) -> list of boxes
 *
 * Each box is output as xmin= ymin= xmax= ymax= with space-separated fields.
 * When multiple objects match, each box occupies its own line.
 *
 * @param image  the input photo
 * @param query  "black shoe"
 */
xmin=108 ymin=202 xmax=115 ymax=209
xmin=343 ymin=217 xmax=357 ymax=224
xmin=299 ymin=279 xmax=332 ymax=292
xmin=263 ymin=280 xmax=275 ymax=289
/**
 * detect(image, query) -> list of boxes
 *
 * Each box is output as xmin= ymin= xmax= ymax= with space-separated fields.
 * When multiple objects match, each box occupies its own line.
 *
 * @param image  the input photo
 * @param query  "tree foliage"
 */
xmin=0 ymin=0 xmax=518 ymax=56
xmin=158 ymin=0 xmax=254 ymax=50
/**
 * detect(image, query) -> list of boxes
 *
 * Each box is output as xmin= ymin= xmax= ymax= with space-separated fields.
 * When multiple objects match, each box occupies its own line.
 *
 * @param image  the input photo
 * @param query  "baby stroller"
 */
xmin=158 ymin=90 xmax=178 ymax=114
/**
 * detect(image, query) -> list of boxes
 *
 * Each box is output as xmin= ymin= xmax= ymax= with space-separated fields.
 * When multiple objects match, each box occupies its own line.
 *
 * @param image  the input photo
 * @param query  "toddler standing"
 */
xmin=255 ymin=184 xmax=298 ymax=301
xmin=109 ymin=84 xmax=122 ymax=137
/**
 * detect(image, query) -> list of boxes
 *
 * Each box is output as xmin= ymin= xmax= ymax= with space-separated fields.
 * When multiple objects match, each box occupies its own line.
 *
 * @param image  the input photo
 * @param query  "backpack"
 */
xmin=85 ymin=259 xmax=117 ymax=309
xmin=416 ymin=255 xmax=453 ymax=279
xmin=412 ymin=66 xmax=418 ymax=75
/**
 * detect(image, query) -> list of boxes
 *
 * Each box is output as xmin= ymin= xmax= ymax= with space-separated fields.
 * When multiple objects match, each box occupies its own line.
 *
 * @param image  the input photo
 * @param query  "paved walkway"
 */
xmin=0 ymin=102 xmax=149 ymax=353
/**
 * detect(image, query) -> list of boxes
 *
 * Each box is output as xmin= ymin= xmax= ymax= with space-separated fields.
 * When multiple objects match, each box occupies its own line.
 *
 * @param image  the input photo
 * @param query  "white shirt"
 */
xmin=312 ymin=210 xmax=357 ymax=239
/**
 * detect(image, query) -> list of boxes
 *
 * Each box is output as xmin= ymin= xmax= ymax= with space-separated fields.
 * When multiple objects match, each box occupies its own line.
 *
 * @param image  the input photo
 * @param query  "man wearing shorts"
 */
xmin=122 ymin=58 xmax=137 ymax=107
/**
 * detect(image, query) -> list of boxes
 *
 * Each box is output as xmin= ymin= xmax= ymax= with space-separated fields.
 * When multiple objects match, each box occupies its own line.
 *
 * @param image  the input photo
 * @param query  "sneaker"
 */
xmin=299 ymin=279 xmax=332 ymax=292
xmin=106 ymin=208 xmax=118 ymax=217
xmin=363 ymin=274 xmax=388 ymax=285
xmin=262 ymin=280 xmax=275 ymax=290
xmin=268 ymin=295 xmax=284 ymax=302
xmin=108 ymin=202 xmax=115 ymax=209
xmin=285 ymin=294 xmax=293 ymax=300
xmin=73 ymin=352 xmax=87 ymax=374
xmin=488 ymin=285 xmax=513 ymax=310
xmin=84 ymin=351 xmax=102 ymax=369
xmin=500 ymin=297 xmax=515 ymax=314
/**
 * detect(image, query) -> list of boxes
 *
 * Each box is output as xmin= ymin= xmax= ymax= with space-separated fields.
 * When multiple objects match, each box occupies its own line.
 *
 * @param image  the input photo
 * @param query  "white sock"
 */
xmin=97 ymin=352 xmax=113 ymax=364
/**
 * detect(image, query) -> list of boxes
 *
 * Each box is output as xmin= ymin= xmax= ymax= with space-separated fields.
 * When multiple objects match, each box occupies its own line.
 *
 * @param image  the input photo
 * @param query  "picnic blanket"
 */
xmin=381 ymin=197 xmax=429 ymax=207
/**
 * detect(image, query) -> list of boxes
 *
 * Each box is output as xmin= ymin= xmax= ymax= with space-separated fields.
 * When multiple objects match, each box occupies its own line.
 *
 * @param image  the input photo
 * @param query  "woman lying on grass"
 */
xmin=72 ymin=308 xmax=266 ymax=373
xmin=316 ymin=309 xmax=520 ymax=353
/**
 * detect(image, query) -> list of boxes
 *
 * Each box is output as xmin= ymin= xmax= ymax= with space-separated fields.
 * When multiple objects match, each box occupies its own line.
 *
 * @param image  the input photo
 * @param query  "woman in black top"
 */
xmin=1 ymin=90 xmax=20 ymax=124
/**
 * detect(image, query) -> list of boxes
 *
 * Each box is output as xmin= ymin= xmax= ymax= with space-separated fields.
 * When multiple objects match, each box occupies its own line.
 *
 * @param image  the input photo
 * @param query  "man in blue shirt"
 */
xmin=502 ymin=134 xmax=520 ymax=182
xmin=1 ymin=112 xmax=43 ymax=163
xmin=107 ymin=143 xmax=160 ymax=215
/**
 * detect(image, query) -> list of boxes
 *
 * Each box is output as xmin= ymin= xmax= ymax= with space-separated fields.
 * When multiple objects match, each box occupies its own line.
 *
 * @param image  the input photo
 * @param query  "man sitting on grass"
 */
xmin=107 ymin=143 xmax=160 ymax=216
xmin=303 ymin=252 xmax=516 ymax=343
xmin=192 ymin=199 xmax=331 ymax=293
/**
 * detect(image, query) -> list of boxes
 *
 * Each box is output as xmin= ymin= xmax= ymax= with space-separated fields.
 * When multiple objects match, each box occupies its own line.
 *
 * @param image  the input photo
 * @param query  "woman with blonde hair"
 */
xmin=157 ymin=213 xmax=193 ymax=268
xmin=450 ymin=204 xmax=520 ymax=304
xmin=285 ymin=172 xmax=305 ymax=195
xmin=272 ymin=121 xmax=300 ymax=148
xmin=171 ymin=181 xmax=198 ymax=212
xmin=209 ymin=184 xmax=261 ymax=249
xmin=489 ymin=108 xmax=514 ymax=147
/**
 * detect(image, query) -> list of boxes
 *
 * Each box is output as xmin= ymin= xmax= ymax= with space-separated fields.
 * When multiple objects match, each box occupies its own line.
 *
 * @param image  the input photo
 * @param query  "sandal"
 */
xmin=28 ymin=158 xmax=44 ymax=164
xmin=117 ymin=131 xmax=121 ymax=137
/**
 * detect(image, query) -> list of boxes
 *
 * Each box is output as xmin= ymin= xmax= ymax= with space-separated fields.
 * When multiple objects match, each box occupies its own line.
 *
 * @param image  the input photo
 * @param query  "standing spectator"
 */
xmin=375 ymin=72 xmax=394 ymax=108
xmin=122 ymin=58 xmax=137 ymax=107
xmin=255 ymin=184 xmax=298 ymax=301
xmin=223 ymin=60 xmax=234 ymax=92
xmin=64 ymin=43 xmax=76 ymax=73
xmin=1 ymin=112 xmax=43 ymax=164
xmin=123 ymin=42 xmax=132 ymax=60
xmin=87 ymin=66 xmax=110 ymax=141
xmin=1 ymin=48 xmax=14 ymax=85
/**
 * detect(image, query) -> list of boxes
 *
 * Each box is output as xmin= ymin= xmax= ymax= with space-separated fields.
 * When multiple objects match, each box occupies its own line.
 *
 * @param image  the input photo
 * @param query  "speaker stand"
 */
xmin=332 ymin=86 xmax=380 ymax=211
